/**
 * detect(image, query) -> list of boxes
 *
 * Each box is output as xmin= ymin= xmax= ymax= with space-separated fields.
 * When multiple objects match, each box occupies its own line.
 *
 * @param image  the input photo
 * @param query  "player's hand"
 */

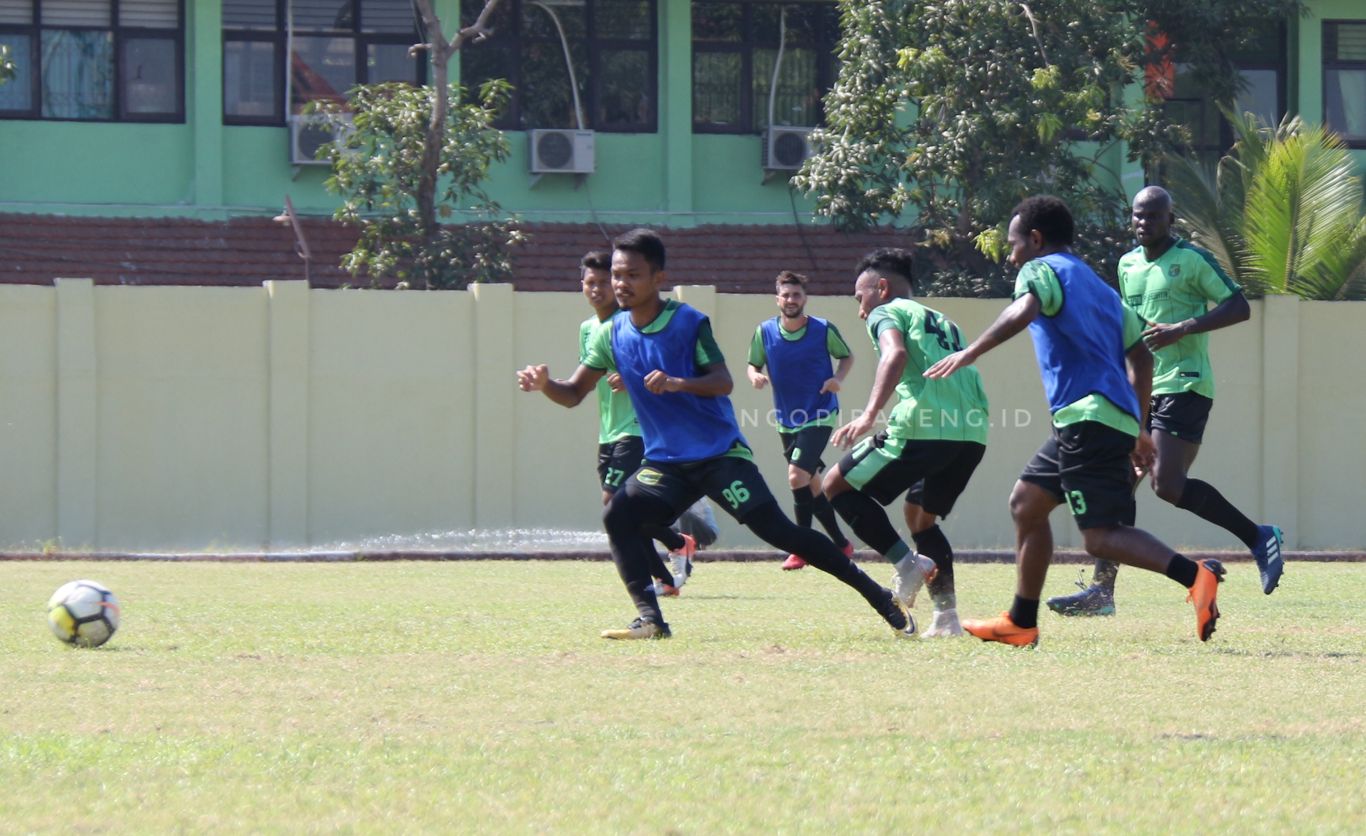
xmin=1131 ymin=431 xmax=1157 ymax=471
xmin=516 ymin=364 xmax=549 ymax=392
xmin=1142 ymin=320 xmax=1191 ymax=351
xmin=831 ymin=412 xmax=875 ymax=449
xmin=748 ymin=368 xmax=769 ymax=389
xmin=607 ymin=372 xmax=625 ymax=393
xmin=819 ymin=377 xmax=842 ymax=394
xmin=644 ymin=370 xmax=682 ymax=394
xmin=923 ymin=350 xmax=973 ymax=379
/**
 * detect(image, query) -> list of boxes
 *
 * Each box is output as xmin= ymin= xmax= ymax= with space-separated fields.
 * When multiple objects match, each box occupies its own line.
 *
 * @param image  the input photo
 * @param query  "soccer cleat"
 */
xmin=891 ymin=553 xmax=938 ymax=609
xmin=922 ymin=608 xmax=964 ymax=638
xmin=1187 ymin=558 xmax=1226 ymax=642
xmin=1045 ymin=583 xmax=1116 ymax=617
xmin=781 ymin=553 xmax=808 ymax=571
xmin=1251 ymin=525 xmax=1284 ymax=595
xmin=652 ymin=580 xmax=680 ymax=598
xmin=963 ymin=612 xmax=1040 ymax=648
xmin=600 ymin=618 xmax=672 ymax=640
xmin=876 ymin=590 xmax=918 ymax=638
xmin=669 ymin=534 xmax=697 ymax=587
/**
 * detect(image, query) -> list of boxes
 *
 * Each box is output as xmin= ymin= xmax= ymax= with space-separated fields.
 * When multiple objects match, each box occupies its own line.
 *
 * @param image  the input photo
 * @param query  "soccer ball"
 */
xmin=47 ymin=580 xmax=121 ymax=648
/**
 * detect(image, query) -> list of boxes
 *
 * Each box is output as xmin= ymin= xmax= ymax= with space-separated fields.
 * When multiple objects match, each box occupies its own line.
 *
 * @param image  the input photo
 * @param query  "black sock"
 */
xmin=1092 ymin=559 xmax=1119 ymax=590
xmin=1177 ymin=479 xmax=1260 ymax=549
xmin=1165 ymin=554 xmax=1200 ymax=588
xmin=603 ymin=492 xmax=674 ymax=624
xmin=912 ymin=525 xmax=954 ymax=605
xmin=811 ymin=492 xmax=850 ymax=548
xmin=791 ymin=487 xmax=814 ymax=529
xmin=1009 ymin=595 xmax=1039 ymax=629
xmin=829 ymin=491 xmax=901 ymax=555
xmin=644 ymin=523 xmax=685 ymax=553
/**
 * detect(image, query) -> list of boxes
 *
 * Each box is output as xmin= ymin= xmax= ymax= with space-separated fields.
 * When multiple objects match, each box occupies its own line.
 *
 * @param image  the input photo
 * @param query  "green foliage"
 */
xmin=315 ymin=81 xmax=522 ymax=289
xmin=795 ymin=0 xmax=1301 ymax=295
xmin=1167 ymin=112 xmax=1366 ymax=300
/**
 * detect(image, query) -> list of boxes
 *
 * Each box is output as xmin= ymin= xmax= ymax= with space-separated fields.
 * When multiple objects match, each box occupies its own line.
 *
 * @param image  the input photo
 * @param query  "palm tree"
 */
xmin=1166 ymin=111 xmax=1366 ymax=301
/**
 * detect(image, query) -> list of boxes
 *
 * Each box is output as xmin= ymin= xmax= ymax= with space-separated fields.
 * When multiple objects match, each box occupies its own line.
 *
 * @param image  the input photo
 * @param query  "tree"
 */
xmin=794 ymin=0 xmax=1301 ymax=294
xmin=1167 ymin=111 xmax=1366 ymax=300
xmin=316 ymin=0 xmax=521 ymax=289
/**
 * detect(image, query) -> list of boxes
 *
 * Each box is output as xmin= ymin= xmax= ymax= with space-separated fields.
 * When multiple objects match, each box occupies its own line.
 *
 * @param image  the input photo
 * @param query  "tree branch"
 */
xmin=1019 ymin=4 xmax=1051 ymax=67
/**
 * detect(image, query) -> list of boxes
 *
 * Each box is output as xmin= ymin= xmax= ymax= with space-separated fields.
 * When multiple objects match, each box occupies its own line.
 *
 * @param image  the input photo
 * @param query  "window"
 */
xmin=1324 ymin=21 xmax=1366 ymax=147
xmin=0 ymin=0 xmax=183 ymax=122
xmin=692 ymin=1 xmax=839 ymax=134
xmin=223 ymin=0 xmax=425 ymax=125
xmin=1160 ymin=27 xmax=1287 ymax=164
xmin=459 ymin=0 xmax=657 ymax=133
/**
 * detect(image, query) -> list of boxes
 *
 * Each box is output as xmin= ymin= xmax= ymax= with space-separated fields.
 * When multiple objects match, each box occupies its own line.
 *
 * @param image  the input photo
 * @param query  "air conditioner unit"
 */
xmin=763 ymin=126 xmax=815 ymax=171
xmin=529 ymin=129 xmax=595 ymax=174
xmin=290 ymin=113 xmax=353 ymax=166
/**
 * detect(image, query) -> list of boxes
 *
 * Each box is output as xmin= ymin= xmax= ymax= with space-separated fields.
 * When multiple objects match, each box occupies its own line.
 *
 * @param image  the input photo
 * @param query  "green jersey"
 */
xmin=865 ymin=298 xmax=989 ymax=443
xmin=1117 ymin=237 xmax=1242 ymax=399
xmin=580 ymin=315 xmax=640 ymax=444
xmin=1014 ymin=261 xmax=1147 ymax=436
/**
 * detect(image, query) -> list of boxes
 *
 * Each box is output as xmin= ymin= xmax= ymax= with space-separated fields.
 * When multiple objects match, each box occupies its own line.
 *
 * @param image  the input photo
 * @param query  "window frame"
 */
xmin=459 ymin=0 xmax=659 ymax=134
xmin=690 ymin=0 xmax=840 ymax=136
xmin=1323 ymin=20 xmax=1366 ymax=149
xmin=222 ymin=0 xmax=427 ymax=127
xmin=0 ymin=0 xmax=186 ymax=123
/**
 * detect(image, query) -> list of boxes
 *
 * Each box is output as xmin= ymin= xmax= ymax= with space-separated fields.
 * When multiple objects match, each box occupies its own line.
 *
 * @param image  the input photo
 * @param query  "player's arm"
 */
xmin=1123 ymin=307 xmax=1157 ymax=469
xmin=644 ymin=362 xmax=733 ymax=396
xmin=746 ymin=326 xmax=769 ymax=389
xmin=516 ymin=363 xmax=605 ymax=407
xmin=820 ymin=324 xmax=854 ymax=394
xmin=831 ymin=328 xmax=902 ymax=447
xmin=923 ymin=293 xmax=1039 ymax=379
xmin=1142 ymin=292 xmax=1250 ymax=351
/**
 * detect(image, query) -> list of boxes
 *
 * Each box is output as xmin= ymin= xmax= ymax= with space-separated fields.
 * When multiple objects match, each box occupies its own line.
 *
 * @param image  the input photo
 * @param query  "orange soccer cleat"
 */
xmin=963 ymin=612 xmax=1040 ymax=648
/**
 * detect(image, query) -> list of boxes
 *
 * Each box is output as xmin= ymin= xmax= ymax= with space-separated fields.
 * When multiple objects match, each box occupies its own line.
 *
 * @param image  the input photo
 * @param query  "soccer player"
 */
xmin=924 ymin=196 xmax=1226 ymax=647
xmin=1047 ymin=186 xmax=1283 ymax=617
xmin=517 ymin=228 xmax=914 ymax=640
xmin=561 ymin=251 xmax=697 ymax=594
xmin=821 ymin=248 xmax=989 ymax=638
xmin=747 ymin=270 xmax=855 ymax=571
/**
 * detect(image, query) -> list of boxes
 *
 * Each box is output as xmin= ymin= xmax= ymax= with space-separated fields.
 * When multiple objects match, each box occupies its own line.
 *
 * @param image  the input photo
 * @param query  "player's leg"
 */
xmin=824 ymin=433 xmax=937 ymax=608
xmin=906 ymin=441 xmax=986 ymax=637
xmin=599 ymin=465 xmax=700 ymax=639
xmin=783 ymin=426 xmax=850 ymax=569
xmin=604 ymin=437 xmax=685 ymax=594
xmin=702 ymin=455 xmax=915 ymax=636
xmin=1062 ymin=422 xmax=1226 ymax=641
xmin=964 ymin=435 xmax=1065 ymax=647
xmin=1151 ymin=393 xmax=1282 ymax=593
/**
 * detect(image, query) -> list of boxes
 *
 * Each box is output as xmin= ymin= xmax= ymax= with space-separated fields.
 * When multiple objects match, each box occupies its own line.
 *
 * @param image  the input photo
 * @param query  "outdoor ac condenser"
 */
xmin=289 ymin=114 xmax=353 ymax=166
xmin=529 ymin=129 xmax=596 ymax=174
xmin=763 ymin=126 xmax=815 ymax=171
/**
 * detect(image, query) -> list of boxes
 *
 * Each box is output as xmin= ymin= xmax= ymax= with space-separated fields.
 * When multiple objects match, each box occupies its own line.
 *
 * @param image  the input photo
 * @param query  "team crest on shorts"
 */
xmin=634 ymin=468 xmax=663 ymax=486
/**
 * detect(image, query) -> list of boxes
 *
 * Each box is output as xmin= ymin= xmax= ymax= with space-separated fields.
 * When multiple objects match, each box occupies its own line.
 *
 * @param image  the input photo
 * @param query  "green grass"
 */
xmin=1 ymin=560 xmax=1362 ymax=832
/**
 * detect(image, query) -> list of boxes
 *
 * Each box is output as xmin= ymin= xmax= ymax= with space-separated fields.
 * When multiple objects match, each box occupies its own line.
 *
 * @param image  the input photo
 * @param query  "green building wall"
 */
xmin=0 ymin=0 xmax=1361 ymax=223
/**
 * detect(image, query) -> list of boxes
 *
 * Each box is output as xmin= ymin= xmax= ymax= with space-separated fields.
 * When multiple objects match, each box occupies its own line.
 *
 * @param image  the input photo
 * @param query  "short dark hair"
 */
xmin=855 ymin=248 xmax=915 ymax=290
xmin=775 ymin=270 xmax=809 ymax=291
xmin=612 ymin=228 xmax=666 ymax=271
xmin=1012 ymin=195 xmax=1074 ymax=246
xmin=580 ymin=250 xmax=610 ymax=273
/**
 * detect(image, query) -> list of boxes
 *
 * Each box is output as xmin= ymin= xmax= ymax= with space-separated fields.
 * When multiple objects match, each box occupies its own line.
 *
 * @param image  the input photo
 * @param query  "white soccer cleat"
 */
xmin=891 ymin=552 xmax=938 ymax=609
xmin=922 ymin=608 xmax=964 ymax=638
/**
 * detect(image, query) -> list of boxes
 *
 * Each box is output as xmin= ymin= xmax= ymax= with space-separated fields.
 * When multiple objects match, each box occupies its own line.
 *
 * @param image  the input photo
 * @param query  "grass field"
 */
xmin=1 ymin=559 xmax=1362 ymax=832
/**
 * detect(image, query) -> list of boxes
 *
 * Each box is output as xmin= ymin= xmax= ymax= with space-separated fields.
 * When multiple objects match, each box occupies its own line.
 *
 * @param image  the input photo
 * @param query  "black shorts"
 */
xmin=597 ymin=436 xmax=645 ymax=493
xmin=1147 ymin=392 xmax=1213 ymax=444
xmin=838 ymin=433 xmax=985 ymax=518
xmin=779 ymin=424 xmax=832 ymax=475
xmin=624 ymin=453 xmax=777 ymax=523
xmin=1019 ymin=421 xmax=1136 ymax=530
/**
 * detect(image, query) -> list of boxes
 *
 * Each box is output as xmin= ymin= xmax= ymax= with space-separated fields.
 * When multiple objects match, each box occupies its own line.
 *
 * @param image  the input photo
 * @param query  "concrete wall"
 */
xmin=1 ymin=281 xmax=1361 ymax=552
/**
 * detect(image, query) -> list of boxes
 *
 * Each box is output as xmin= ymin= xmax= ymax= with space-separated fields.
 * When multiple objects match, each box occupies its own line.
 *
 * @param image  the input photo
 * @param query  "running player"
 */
xmin=1047 ymin=186 xmax=1283 ymax=616
xmin=822 ymin=248 xmax=989 ymax=638
xmin=517 ymin=228 xmax=914 ymax=640
xmin=925 ymin=196 xmax=1226 ymax=647
xmin=747 ymin=270 xmax=855 ymax=571
xmin=557 ymin=251 xmax=696 ymax=594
